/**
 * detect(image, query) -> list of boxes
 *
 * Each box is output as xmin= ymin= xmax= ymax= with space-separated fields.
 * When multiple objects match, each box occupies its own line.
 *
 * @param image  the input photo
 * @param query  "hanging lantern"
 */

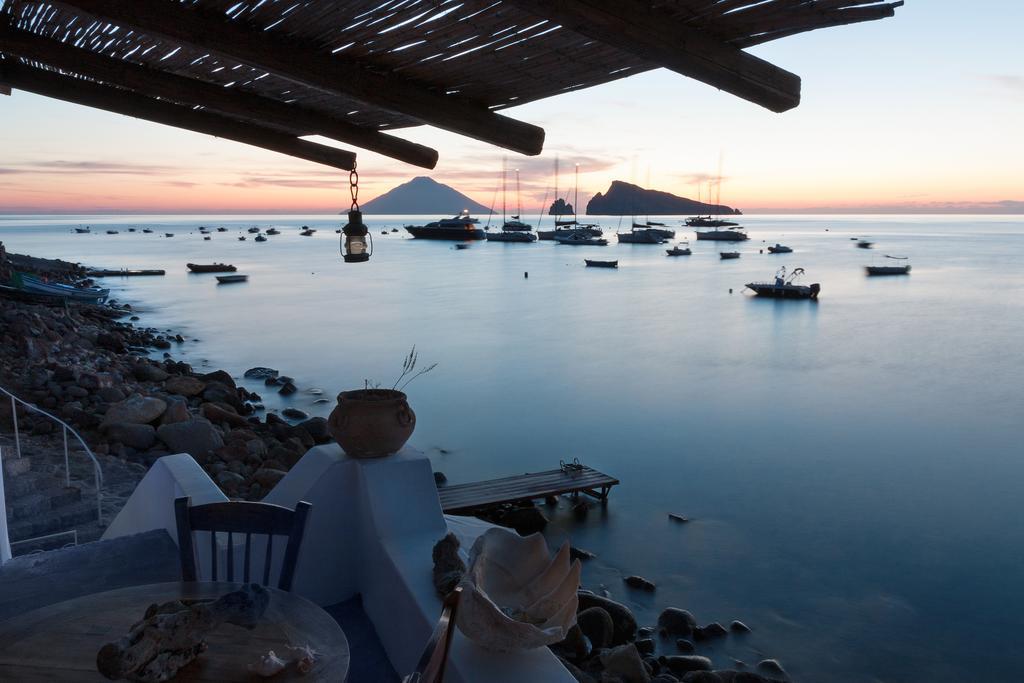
xmin=342 ymin=209 xmax=370 ymax=263
xmin=341 ymin=163 xmax=371 ymax=263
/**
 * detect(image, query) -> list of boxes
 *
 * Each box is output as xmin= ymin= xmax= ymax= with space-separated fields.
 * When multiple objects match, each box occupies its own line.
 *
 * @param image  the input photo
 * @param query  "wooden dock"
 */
xmin=437 ymin=464 xmax=619 ymax=514
xmin=87 ymin=269 xmax=166 ymax=277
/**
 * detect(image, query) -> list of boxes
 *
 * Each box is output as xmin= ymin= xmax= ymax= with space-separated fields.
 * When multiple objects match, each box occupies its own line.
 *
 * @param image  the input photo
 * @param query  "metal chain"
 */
xmin=349 ymin=162 xmax=359 ymax=211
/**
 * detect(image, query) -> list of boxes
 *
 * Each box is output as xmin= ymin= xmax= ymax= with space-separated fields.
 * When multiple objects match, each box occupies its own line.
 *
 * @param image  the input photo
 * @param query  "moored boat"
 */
xmin=857 ymin=239 xmax=874 ymax=249
xmin=767 ymin=243 xmax=793 ymax=254
xmin=187 ymin=263 xmax=236 ymax=273
xmin=746 ymin=267 xmax=820 ymax=299
xmin=696 ymin=226 xmax=749 ymax=241
xmin=165 ymin=233 xmax=174 ymax=237
xmin=247 ymin=226 xmax=260 ymax=234
xmin=74 ymin=226 xmax=91 ymax=234
xmin=585 ymin=259 xmax=617 ymax=268
xmin=216 ymin=227 xmax=228 ymax=232
xmin=666 ymin=243 xmax=692 ymax=256
xmin=105 ymin=230 xmax=119 ymax=235
xmin=216 ymin=274 xmax=248 ymax=284
xmin=406 ymin=210 xmax=485 ymax=240
xmin=142 ymin=229 xmax=153 ymax=233
xmin=554 ymin=231 xmax=608 ymax=246
xmin=618 ymin=228 xmax=665 ymax=244
xmin=720 ymin=251 xmax=741 ymax=260
xmin=266 ymin=228 xmax=280 ymax=235
xmin=255 ymin=234 xmax=267 ymax=242
xmin=866 ymin=255 xmax=911 ymax=275
xmin=485 ymin=231 xmax=537 ymax=242
xmin=11 ymin=272 xmax=109 ymax=303
xmin=686 ymin=216 xmax=738 ymax=227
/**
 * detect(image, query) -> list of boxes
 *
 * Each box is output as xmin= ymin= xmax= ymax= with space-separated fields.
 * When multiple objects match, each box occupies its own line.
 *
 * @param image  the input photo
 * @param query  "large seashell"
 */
xmin=455 ymin=528 xmax=580 ymax=652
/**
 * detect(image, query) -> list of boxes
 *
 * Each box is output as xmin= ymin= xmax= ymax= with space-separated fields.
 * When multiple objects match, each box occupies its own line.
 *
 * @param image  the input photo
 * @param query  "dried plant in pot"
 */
xmin=456 ymin=528 xmax=581 ymax=652
xmin=327 ymin=346 xmax=436 ymax=458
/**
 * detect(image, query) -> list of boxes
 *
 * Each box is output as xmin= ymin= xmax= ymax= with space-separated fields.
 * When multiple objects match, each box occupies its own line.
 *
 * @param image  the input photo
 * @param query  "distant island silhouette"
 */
xmin=587 ymin=181 xmax=741 ymax=216
xmin=358 ymin=176 xmax=489 ymax=214
xmin=548 ymin=198 xmax=574 ymax=216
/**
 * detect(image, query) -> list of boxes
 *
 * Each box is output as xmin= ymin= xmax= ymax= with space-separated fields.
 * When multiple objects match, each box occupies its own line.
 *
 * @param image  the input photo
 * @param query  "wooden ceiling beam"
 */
xmin=0 ymin=61 xmax=358 ymax=171
xmin=0 ymin=25 xmax=438 ymax=168
xmin=49 ymin=0 xmax=546 ymax=155
xmin=503 ymin=0 xmax=802 ymax=113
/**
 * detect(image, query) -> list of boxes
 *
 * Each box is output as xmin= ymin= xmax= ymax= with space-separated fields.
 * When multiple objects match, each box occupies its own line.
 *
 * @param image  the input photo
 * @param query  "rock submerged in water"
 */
xmin=693 ymin=622 xmax=728 ymax=641
xmin=281 ymin=407 xmax=308 ymax=420
xmin=570 ymin=546 xmax=595 ymax=561
xmin=658 ymin=608 xmax=697 ymax=637
xmin=756 ymin=659 xmax=786 ymax=676
xmin=624 ymin=575 xmax=656 ymax=591
xmin=578 ymin=591 xmax=637 ymax=645
xmin=243 ymin=367 xmax=279 ymax=380
xmin=576 ymin=606 xmax=615 ymax=650
xmin=278 ymin=381 xmax=297 ymax=396
xmin=729 ymin=620 xmax=751 ymax=634
xmin=164 ymin=375 xmax=205 ymax=397
xmin=659 ymin=655 xmax=713 ymax=675
xmin=600 ymin=643 xmax=649 ymax=683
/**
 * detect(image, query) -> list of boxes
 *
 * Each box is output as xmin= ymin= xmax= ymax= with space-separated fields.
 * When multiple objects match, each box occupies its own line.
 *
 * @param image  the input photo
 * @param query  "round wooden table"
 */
xmin=0 ymin=582 xmax=349 ymax=682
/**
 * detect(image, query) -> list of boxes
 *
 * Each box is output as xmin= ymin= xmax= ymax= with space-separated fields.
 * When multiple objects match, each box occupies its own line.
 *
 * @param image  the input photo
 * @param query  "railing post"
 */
xmin=95 ymin=463 xmax=103 ymax=523
xmin=10 ymin=396 xmax=20 ymax=459
xmin=63 ymin=425 xmax=70 ymax=487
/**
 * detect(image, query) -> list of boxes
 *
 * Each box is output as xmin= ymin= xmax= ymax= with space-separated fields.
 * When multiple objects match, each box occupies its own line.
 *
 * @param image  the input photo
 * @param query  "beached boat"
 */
xmin=746 ymin=267 xmax=820 ymax=299
xmin=720 ymin=251 xmax=741 ymax=260
xmin=87 ymin=269 xmax=165 ymax=277
xmin=696 ymin=227 xmax=749 ymax=241
xmin=255 ymin=234 xmax=268 ymax=242
xmin=585 ymin=259 xmax=617 ymax=268
xmin=485 ymin=231 xmax=537 ymax=242
xmin=618 ymin=228 xmax=665 ymax=244
xmin=187 ymin=263 xmax=236 ymax=273
xmin=74 ymin=226 xmax=91 ymax=234
xmin=866 ymin=255 xmax=911 ymax=275
xmin=767 ymin=244 xmax=793 ymax=254
xmin=666 ymin=244 xmax=692 ymax=256
xmin=406 ymin=210 xmax=485 ymax=240
xmin=11 ymin=272 xmax=109 ymax=303
xmin=216 ymin=274 xmax=248 ymax=284
xmin=554 ymin=231 xmax=608 ymax=246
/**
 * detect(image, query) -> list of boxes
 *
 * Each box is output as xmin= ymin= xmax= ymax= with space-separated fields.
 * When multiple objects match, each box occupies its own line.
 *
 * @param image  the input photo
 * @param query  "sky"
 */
xmin=1 ymin=1 xmax=1022 ymax=214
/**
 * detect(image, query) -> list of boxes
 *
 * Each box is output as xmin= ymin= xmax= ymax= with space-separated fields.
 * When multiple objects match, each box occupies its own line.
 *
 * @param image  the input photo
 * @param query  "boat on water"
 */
xmin=866 ymin=255 xmax=911 ymax=275
xmin=486 ymin=231 xmax=536 ymax=242
xmin=187 ymin=263 xmax=236 ymax=273
xmin=857 ymin=239 xmax=874 ymax=249
xmin=585 ymin=259 xmax=617 ymax=268
xmin=247 ymin=226 xmax=260 ymax=234
xmin=767 ymin=243 xmax=793 ymax=254
xmin=406 ymin=210 xmax=485 ymax=240
xmin=165 ymin=233 xmax=174 ymax=237
xmin=216 ymin=274 xmax=248 ymax=284
xmin=299 ymin=229 xmax=314 ymax=236
xmin=390 ymin=228 xmax=398 ymax=233
xmin=686 ymin=216 xmax=738 ymax=227
xmin=74 ymin=226 xmax=91 ymax=234
xmin=128 ymin=228 xmax=136 ymax=233
xmin=666 ymin=243 xmax=692 ymax=256
xmin=266 ymin=228 xmax=280 ymax=235
xmin=696 ymin=226 xmax=749 ymax=241
xmin=255 ymin=234 xmax=267 ymax=242
xmin=217 ymin=227 xmax=228 ymax=232
xmin=720 ymin=251 xmax=741 ymax=260
xmin=238 ymin=236 xmax=247 ymax=241
xmin=203 ymin=236 xmax=211 ymax=241
xmin=538 ymin=224 xmax=602 ymax=240
xmin=554 ymin=231 xmax=608 ymax=246
xmin=502 ymin=218 xmax=532 ymax=231
xmin=644 ymin=222 xmax=676 ymax=239
xmin=141 ymin=229 xmax=153 ymax=234
xmin=454 ymin=243 xmax=471 ymax=250
xmin=11 ymin=272 xmax=109 ymax=303
xmin=746 ymin=267 xmax=820 ymax=300
xmin=106 ymin=230 xmax=119 ymax=235
xmin=618 ymin=228 xmax=665 ymax=244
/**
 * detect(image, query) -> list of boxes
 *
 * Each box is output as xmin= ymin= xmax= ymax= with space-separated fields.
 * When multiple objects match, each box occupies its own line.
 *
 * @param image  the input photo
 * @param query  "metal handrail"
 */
xmin=1 ymin=384 xmax=103 ymax=523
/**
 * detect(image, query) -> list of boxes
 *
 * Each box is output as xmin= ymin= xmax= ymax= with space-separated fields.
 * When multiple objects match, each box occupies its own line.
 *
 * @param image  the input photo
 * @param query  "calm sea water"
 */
xmin=2 ymin=214 xmax=1022 ymax=682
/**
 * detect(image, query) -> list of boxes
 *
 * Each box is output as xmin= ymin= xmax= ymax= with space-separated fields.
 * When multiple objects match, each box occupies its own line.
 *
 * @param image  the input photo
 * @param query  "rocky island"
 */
xmin=587 ymin=181 xmax=742 ymax=216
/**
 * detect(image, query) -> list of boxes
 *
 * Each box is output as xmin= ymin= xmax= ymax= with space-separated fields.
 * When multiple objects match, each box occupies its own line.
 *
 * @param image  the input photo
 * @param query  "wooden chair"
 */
xmin=403 ymin=587 xmax=462 ymax=683
xmin=174 ymin=496 xmax=312 ymax=591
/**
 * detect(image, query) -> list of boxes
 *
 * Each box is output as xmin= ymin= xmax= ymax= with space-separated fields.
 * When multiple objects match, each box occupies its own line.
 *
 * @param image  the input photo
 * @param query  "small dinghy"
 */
xmin=266 ymin=228 xmax=280 ymax=235
xmin=203 ymin=236 xmax=211 ymax=241
xmin=857 ymin=240 xmax=874 ymax=249
xmin=216 ymin=274 xmax=248 ymax=284
xmin=238 ymin=236 xmax=246 ymax=241
xmin=217 ymin=227 xmax=228 ymax=232
xmin=585 ymin=259 xmax=618 ymax=268
xmin=666 ymin=243 xmax=691 ymax=256
xmin=165 ymin=233 xmax=174 ymax=237
xmin=255 ymin=234 xmax=268 ymax=242
xmin=720 ymin=251 xmax=741 ymax=260
xmin=299 ymin=229 xmax=315 ymax=236
xmin=767 ymin=243 xmax=793 ymax=254
xmin=247 ymin=226 xmax=260 ymax=234
xmin=188 ymin=263 xmax=236 ymax=273
xmin=866 ymin=255 xmax=911 ymax=275
xmin=746 ymin=267 xmax=820 ymax=300
xmin=142 ymin=229 xmax=153 ymax=233
xmin=106 ymin=230 xmax=119 ymax=235
xmin=454 ymin=243 xmax=471 ymax=250
xmin=75 ymin=226 xmax=91 ymax=234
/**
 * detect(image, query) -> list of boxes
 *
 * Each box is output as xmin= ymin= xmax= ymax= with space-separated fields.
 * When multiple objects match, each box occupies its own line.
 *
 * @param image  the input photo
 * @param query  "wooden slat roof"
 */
xmin=0 ymin=0 xmax=904 ymax=169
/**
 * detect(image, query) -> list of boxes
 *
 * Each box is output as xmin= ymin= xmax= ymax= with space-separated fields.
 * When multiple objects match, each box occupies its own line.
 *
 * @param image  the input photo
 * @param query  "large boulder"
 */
xmin=157 ymin=418 xmax=224 ymax=457
xmin=658 ymin=608 xmax=698 ymax=638
xmin=660 ymin=656 xmax=713 ymax=676
xmin=202 ymin=381 xmax=242 ymax=410
xmin=161 ymin=396 xmax=191 ymax=425
xmin=202 ymin=402 xmax=249 ymax=427
xmin=164 ymin=375 xmax=205 ymax=397
xmin=577 ymin=606 xmax=615 ymax=650
xmin=200 ymin=369 xmax=236 ymax=389
xmin=104 ymin=422 xmax=157 ymax=450
xmin=102 ymin=394 xmax=167 ymax=426
xmin=600 ymin=644 xmax=650 ymax=683
xmin=578 ymin=591 xmax=637 ymax=645
xmin=132 ymin=362 xmax=169 ymax=382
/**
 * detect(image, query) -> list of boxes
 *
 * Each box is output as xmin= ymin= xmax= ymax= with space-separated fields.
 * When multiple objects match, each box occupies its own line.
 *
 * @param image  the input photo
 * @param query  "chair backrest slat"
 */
xmin=174 ymin=497 xmax=312 ymax=592
xmin=403 ymin=587 xmax=462 ymax=683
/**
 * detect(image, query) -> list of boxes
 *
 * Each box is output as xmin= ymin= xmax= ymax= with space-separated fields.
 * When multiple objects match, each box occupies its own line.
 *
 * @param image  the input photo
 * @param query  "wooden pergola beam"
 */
xmin=0 ymin=62 xmax=358 ymax=171
xmin=503 ymin=0 xmax=802 ymax=113
xmin=0 ymin=25 xmax=438 ymax=168
xmin=50 ymin=0 xmax=546 ymax=156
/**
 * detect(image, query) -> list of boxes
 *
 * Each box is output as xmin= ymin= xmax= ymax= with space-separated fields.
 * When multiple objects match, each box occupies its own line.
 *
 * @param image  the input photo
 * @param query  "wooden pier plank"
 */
xmin=438 ymin=466 xmax=619 ymax=514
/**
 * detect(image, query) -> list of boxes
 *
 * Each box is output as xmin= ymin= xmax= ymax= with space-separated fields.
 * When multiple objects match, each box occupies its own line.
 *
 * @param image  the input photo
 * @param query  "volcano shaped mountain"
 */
xmin=359 ymin=176 xmax=489 ymax=214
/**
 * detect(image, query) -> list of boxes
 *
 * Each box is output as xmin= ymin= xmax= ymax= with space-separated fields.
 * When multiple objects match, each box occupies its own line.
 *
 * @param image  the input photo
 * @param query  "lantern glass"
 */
xmin=342 ymin=209 xmax=371 ymax=263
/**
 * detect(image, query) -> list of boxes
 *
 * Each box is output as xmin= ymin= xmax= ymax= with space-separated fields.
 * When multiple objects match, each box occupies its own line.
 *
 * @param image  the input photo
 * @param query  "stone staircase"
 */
xmin=2 ymin=445 xmax=100 ymax=555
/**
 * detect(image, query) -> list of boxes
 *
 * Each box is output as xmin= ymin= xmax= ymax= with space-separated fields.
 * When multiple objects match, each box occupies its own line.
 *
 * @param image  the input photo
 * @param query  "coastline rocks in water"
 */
xmin=104 ymin=422 xmax=157 ymax=450
xmin=161 ymin=396 xmax=191 ymax=425
xmin=102 ymin=394 xmax=167 ymax=426
xmin=578 ymin=591 xmax=637 ymax=645
xmin=281 ymin=408 xmax=308 ymax=420
xmin=693 ymin=623 xmax=728 ymax=641
xmin=203 ymin=381 xmax=242 ymax=410
xmin=278 ymin=381 xmax=297 ymax=396
xmin=625 ymin=575 xmax=656 ymax=591
xmin=557 ymin=656 xmax=596 ymax=683
xmin=157 ymin=418 xmax=224 ymax=457
xmin=658 ymin=608 xmax=697 ymax=638
xmin=296 ymin=417 xmax=329 ymax=443
xmin=164 ymin=375 xmax=205 ymax=397
xmin=243 ymin=367 xmax=278 ymax=380
xmin=132 ymin=362 xmax=168 ymax=382
xmin=201 ymin=402 xmax=249 ymax=428
xmin=756 ymin=660 xmax=785 ymax=677
xmin=636 ymin=637 xmax=655 ymax=655
xmin=97 ymin=387 xmax=127 ymax=404
xmin=200 ymin=369 xmax=236 ymax=389
xmin=680 ymin=673 xmax=722 ymax=683
xmin=570 ymin=547 xmax=596 ymax=562
xmin=729 ymin=621 xmax=751 ymax=634
xmin=600 ymin=644 xmax=650 ymax=683
xmin=675 ymin=639 xmax=696 ymax=653
xmin=431 ymin=532 xmax=466 ymax=598
xmin=577 ymin=606 xmax=615 ymax=650
xmin=499 ymin=504 xmax=549 ymax=535
xmin=659 ymin=656 xmax=713 ymax=675
xmin=552 ymin=624 xmax=590 ymax=662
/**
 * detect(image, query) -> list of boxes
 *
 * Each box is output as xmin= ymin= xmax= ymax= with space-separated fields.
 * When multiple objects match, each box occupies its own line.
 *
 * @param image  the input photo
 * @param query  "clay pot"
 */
xmin=326 ymin=389 xmax=415 ymax=458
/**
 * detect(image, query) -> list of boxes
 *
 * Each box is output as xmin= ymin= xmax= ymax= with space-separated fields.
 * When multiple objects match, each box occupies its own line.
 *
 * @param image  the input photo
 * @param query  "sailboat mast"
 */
xmin=516 ymin=169 xmax=521 ymax=218
xmin=554 ymin=155 xmax=560 ymax=217
xmin=502 ymin=160 xmax=507 ymax=224
xmin=574 ymin=163 xmax=579 ymax=224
